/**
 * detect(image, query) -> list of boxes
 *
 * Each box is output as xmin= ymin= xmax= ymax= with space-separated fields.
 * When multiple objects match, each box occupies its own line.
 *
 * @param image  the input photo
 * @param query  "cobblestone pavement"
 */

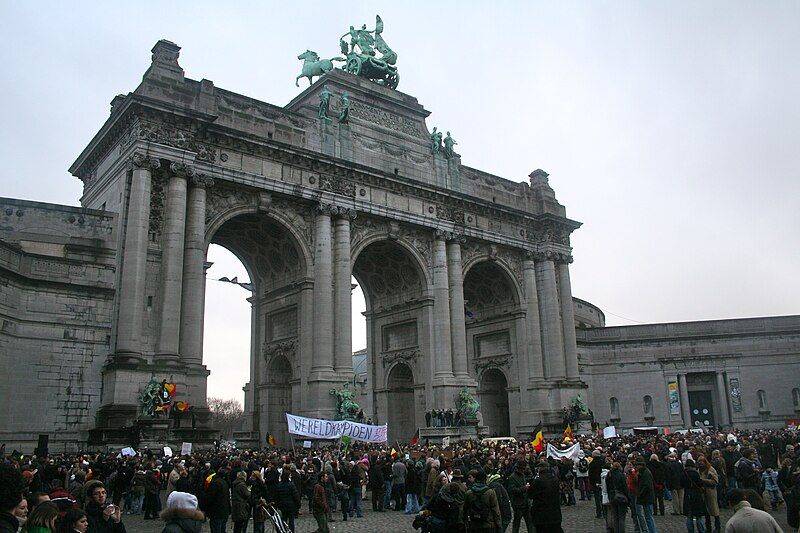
xmin=123 ymin=497 xmax=792 ymax=533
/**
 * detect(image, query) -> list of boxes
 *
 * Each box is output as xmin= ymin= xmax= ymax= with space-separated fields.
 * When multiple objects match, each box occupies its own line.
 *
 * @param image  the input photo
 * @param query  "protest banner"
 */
xmin=285 ymin=413 xmax=388 ymax=443
xmin=546 ymin=442 xmax=580 ymax=460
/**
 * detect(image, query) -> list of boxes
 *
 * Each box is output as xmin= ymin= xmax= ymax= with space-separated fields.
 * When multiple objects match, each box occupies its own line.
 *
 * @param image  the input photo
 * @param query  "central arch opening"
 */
xmin=352 ymin=239 xmax=427 ymax=442
xmin=206 ymin=211 xmax=308 ymax=446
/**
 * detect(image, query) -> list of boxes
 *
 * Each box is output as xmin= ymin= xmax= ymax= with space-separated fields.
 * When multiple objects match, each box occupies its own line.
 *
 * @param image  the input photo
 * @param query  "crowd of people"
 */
xmin=1 ymin=427 xmax=799 ymax=533
xmin=425 ymin=409 xmax=469 ymax=428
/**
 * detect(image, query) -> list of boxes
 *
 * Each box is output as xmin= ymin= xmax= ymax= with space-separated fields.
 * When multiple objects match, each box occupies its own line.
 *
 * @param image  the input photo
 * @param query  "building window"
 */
xmin=792 ymin=388 xmax=800 ymax=409
xmin=757 ymin=389 xmax=768 ymax=411
xmin=610 ymin=397 xmax=620 ymax=419
xmin=643 ymin=395 xmax=653 ymax=417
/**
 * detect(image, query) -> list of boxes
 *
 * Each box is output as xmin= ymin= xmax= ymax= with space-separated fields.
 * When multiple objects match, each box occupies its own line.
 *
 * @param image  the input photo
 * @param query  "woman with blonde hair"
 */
xmin=697 ymin=455 xmax=720 ymax=533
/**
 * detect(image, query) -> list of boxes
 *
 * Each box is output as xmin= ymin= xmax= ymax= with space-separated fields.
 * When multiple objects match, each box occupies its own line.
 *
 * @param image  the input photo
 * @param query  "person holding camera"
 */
xmin=83 ymin=482 xmax=125 ymax=533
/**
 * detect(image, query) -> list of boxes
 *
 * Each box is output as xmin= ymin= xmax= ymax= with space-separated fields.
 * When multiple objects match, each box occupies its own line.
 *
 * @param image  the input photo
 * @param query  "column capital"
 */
xmin=333 ymin=206 xmax=358 ymax=220
xmin=555 ymin=252 xmax=574 ymax=264
xmin=434 ymin=229 xmax=465 ymax=243
xmin=318 ymin=202 xmax=356 ymax=219
xmin=191 ymin=174 xmax=215 ymax=188
xmin=169 ymin=161 xmax=195 ymax=178
xmin=131 ymin=152 xmax=161 ymax=170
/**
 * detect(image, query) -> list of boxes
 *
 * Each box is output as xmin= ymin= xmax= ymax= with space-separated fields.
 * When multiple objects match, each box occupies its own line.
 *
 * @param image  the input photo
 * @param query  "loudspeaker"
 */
xmin=36 ymin=434 xmax=49 ymax=456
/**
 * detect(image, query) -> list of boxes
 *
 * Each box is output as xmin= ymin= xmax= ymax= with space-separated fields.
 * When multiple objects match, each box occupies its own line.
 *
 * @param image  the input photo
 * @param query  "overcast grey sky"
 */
xmin=2 ymin=2 xmax=798 ymax=403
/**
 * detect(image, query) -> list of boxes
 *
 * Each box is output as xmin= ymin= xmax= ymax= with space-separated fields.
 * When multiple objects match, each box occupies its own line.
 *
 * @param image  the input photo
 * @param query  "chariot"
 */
xmin=343 ymin=52 xmax=399 ymax=89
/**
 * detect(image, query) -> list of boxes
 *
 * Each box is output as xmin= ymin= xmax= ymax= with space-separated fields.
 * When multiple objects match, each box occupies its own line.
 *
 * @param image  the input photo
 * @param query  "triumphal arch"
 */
xmin=68 ymin=21 xmax=584 ymax=446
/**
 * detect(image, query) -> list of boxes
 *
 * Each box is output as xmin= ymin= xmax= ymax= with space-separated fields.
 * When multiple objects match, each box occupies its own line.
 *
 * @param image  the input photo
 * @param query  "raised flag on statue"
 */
xmin=286 ymin=413 xmax=388 ymax=443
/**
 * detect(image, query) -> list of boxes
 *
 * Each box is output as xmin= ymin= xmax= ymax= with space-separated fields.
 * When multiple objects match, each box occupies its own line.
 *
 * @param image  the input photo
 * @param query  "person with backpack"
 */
xmin=464 ymin=470 xmax=500 ymax=533
xmin=528 ymin=462 xmax=563 ymax=533
xmin=734 ymin=449 xmax=760 ymax=491
xmin=420 ymin=482 xmax=464 ymax=533
xmin=486 ymin=474 xmax=511 ymax=533
xmin=575 ymin=452 xmax=591 ymax=501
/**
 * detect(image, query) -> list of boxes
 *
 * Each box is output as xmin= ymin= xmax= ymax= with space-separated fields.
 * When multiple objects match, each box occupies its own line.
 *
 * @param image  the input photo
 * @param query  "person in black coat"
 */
xmin=646 ymin=455 xmax=666 ymax=516
xmin=201 ymin=471 xmax=230 ymax=533
xmin=587 ymin=452 xmax=605 ymax=519
xmin=665 ymin=454 xmax=685 ymax=515
xmin=0 ymin=465 xmax=25 ymax=533
xmin=274 ymin=471 xmax=299 ymax=533
xmin=487 ymin=474 xmax=512 ymax=533
xmin=528 ymin=462 xmax=563 ymax=533
xmin=682 ymin=459 xmax=707 ymax=531
xmin=368 ymin=459 xmax=385 ymax=512
xmin=606 ymin=462 xmax=631 ymax=533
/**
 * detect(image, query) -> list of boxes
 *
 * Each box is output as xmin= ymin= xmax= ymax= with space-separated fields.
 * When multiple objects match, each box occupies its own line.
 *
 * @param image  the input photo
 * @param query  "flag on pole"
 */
xmin=390 ymin=447 xmax=399 ymax=458
xmin=531 ymin=421 xmax=544 ymax=452
xmin=410 ymin=428 xmax=419 ymax=446
xmin=563 ymin=423 xmax=573 ymax=440
xmin=267 ymin=433 xmax=277 ymax=446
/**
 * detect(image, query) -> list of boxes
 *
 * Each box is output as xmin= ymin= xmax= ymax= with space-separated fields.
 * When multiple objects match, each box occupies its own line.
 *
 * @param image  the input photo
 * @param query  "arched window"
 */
xmin=610 ymin=397 xmax=620 ymax=419
xmin=792 ymin=388 xmax=800 ymax=409
xmin=757 ymin=389 xmax=768 ymax=410
xmin=643 ymin=395 xmax=653 ymax=417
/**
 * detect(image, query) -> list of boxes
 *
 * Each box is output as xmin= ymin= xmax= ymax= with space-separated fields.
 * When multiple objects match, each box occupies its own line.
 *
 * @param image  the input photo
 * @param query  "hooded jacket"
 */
xmin=161 ymin=507 xmax=205 ymax=533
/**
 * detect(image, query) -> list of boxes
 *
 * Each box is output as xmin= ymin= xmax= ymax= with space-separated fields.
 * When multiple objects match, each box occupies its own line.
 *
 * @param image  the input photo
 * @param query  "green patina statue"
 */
xmin=339 ymin=92 xmax=350 ymax=124
xmin=456 ymin=387 xmax=480 ymax=420
xmin=296 ymin=50 xmax=345 ymax=87
xmin=430 ymin=127 xmax=443 ymax=155
xmin=139 ymin=378 xmax=163 ymax=417
xmin=330 ymin=383 xmax=361 ymax=421
xmin=319 ymin=84 xmax=332 ymax=120
xmin=444 ymin=132 xmax=458 ymax=159
xmin=338 ymin=15 xmax=399 ymax=89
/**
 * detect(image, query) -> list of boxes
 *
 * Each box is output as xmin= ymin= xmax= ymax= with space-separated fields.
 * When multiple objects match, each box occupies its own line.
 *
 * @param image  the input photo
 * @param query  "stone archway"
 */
xmin=479 ymin=368 xmax=510 ymax=436
xmin=387 ymin=363 xmax=415 ymax=443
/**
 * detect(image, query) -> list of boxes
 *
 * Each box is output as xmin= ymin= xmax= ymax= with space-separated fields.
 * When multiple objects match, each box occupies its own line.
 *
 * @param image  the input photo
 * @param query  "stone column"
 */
xmin=179 ymin=175 xmax=213 ymax=363
xmin=116 ymin=153 xmax=159 ymax=357
xmin=446 ymin=237 xmax=469 ymax=378
xmin=535 ymin=252 xmax=565 ymax=380
xmin=312 ymin=203 xmax=335 ymax=374
xmin=557 ymin=255 xmax=580 ymax=380
xmin=432 ymin=231 xmax=454 ymax=379
xmin=679 ymin=373 xmax=692 ymax=427
xmin=523 ymin=256 xmax=544 ymax=381
xmin=716 ymin=371 xmax=730 ymax=427
xmin=333 ymin=207 xmax=356 ymax=375
xmin=156 ymin=162 xmax=191 ymax=356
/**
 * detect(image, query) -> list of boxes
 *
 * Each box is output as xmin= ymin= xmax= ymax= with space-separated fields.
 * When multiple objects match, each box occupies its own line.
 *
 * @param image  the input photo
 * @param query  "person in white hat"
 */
xmin=161 ymin=492 xmax=205 ymax=533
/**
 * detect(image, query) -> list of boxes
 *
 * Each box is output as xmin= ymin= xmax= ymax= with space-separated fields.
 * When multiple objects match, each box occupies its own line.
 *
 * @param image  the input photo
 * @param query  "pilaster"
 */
xmin=446 ymin=235 xmax=469 ymax=379
xmin=556 ymin=254 xmax=580 ymax=381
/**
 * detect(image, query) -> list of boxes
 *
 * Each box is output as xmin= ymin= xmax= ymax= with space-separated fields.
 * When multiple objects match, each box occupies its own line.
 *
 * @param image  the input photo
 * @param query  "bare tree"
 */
xmin=208 ymin=397 xmax=244 ymax=439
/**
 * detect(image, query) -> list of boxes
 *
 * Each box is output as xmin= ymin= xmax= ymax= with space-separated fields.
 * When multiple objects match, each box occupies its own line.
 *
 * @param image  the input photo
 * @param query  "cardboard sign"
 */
xmin=181 ymin=442 xmax=192 ymax=455
xmin=163 ymin=446 xmax=173 ymax=457
xmin=303 ymin=440 xmax=312 ymax=449
xmin=603 ymin=426 xmax=617 ymax=439
xmin=442 ymin=436 xmax=451 ymax=447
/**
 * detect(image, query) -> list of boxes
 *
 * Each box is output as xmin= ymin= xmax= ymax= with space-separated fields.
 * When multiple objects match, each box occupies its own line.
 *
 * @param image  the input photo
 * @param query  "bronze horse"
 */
xmin=296 ymin=50 xmax=344 ymax=87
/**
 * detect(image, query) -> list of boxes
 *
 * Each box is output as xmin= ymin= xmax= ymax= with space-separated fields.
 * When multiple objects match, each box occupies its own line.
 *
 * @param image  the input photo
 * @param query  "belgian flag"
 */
xmin=267 ymin=433 xmax=277 ymax=446
xmin=531 ymin=422 xmax=544 ymax=452
xmin=411 ymin=428 xmax=420 ymax=446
